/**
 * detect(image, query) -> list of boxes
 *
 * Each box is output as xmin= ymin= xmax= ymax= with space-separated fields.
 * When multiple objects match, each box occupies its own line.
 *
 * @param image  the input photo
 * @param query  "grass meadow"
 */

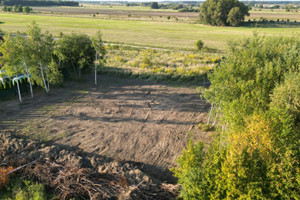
xmin=0 ymin=12 xmax=299 ymax=51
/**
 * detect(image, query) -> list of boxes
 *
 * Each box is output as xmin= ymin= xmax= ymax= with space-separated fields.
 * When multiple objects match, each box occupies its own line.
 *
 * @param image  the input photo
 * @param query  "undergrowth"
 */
xmin=0 ymin=175 xmax=55 ymax=200
xmin=100 ymin=45 xmax=220 ymax=84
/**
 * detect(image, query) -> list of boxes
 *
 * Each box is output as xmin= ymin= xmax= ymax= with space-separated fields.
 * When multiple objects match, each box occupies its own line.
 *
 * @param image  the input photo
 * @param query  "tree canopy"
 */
xmin=150 ymin=2 xmax=159 ymax=9
xmin=173 ymin=35 xmax=300 ymax=199
xmin=199 ymin=0 xmax=249 ymax=26
xmin=55 ymin=33 xmax=95 ymax=81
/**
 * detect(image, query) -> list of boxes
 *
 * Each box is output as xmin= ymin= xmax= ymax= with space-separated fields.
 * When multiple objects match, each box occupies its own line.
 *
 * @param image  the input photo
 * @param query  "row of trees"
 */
xmin=0 ymin=22 xmax=105 ymax=103
xmin=150 ymin=2 xmax=199 ymax=11
xmin=0 ymin=0 xmax=79 ymax=7
xmin=172 ymin=35 xmax=299 ymax=199
xmin=2 ymin=5 xmax=32 ymax=14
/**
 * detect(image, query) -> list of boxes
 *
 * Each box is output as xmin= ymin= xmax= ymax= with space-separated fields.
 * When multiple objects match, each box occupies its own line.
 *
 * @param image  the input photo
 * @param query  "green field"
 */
xmin=0 ymin=13 xmax=299 ymax=51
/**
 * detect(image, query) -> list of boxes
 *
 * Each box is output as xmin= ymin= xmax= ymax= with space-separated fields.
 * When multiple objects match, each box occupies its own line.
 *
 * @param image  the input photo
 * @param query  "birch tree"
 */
xmin=0 ymin=34 xmax=35 ymax=98
xmin=91 ymin=31 xmax=106 ymax=86
xmin=26 ymin=21 xmax=59 ymax=93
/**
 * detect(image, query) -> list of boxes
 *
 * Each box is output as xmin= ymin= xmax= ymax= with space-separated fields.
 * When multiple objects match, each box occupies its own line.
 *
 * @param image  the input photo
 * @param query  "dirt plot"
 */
xmin=0 ymin=75 xmax=211 ymax=169
xmin=32 ymin=6 xmax=198 ymax=18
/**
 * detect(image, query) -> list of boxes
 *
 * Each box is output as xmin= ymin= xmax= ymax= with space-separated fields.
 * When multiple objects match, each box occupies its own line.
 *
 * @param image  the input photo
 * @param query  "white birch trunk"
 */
xmin=16 ymin=80 xmax=22 ymax=103
xmin=45 ymin=67 xmax=50 ymax=92
xmin=24 ymin=61 xmax=33 ymax=98
xmin=207 ymin=103 xmax=214 ymax=125
xmin=40 ymin=62 xmax=49 ymax=94
xmin=95 ymin=51 xmax=98 ymax=86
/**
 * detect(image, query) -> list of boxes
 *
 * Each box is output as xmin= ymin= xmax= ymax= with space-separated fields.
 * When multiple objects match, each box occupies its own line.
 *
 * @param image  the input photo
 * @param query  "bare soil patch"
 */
xmin=0 ymin=75 xmax=211 ymax=168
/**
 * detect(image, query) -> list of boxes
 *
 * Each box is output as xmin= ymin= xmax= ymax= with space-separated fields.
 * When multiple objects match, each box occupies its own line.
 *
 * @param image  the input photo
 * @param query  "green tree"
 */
xmin=227 ymin=7 xmax=244 ymax=26
xmin=199 ymin=0 xmax=249 ymax=26
xmin=16 ymin=5 xmax=22 ymax=12
xmin=195 ymin=40 xmax=204 ymax=50
xmin=13 ymin=5 xmax=17 ymax=12
xmin=173 ymin=35 xmax=300 ymax=199
xmin=23 ymin=6 xmax=31 ymax=14
xmin=91 ymin=31 xmax=106 ymax=86
xmin=26 ymin=21 xmax=61 ymax=93
xmin=150 ymin=2 xmax=159 ymax=9
xmin=55 ymin=33 xmax=95 ymax=81
xmin=203 ymin=35 xmax=299 ymax=130
xmin=0 ymin=34 xmax=34 ymax=98
xmin=2 ymin=5 xmax=7 ymax=12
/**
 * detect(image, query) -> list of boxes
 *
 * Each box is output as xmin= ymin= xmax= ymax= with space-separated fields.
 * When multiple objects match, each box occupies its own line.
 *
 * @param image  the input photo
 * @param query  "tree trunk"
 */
xmin=16 ymin=80 xmax=22 ymax=103
xmin=95 ymin=51 xmax=98 ymax=86
xmin=207 ymin=103 xmax=214 ymax=125
xmin=24 ymin=61 xmax=33 ymax=98
xmin=78 ymin=67 xmax=81 ymax=81
xmin=45 ymin=67 xmax=50 ymax=92
xmin=40 ymin=62 xmax=49 ymax=94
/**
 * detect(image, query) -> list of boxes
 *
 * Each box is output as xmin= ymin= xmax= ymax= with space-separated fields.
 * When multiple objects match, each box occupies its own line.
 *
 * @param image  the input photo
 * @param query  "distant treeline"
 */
xmin=125 ymin=2 xmax=200 ymax=12
xmin=1 ymin=0 xmax=79 ymax=7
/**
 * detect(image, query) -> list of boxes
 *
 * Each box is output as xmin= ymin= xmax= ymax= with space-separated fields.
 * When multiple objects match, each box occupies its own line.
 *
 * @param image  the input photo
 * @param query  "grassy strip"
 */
xmin=99 ymin=45 xmax=217 ymax=85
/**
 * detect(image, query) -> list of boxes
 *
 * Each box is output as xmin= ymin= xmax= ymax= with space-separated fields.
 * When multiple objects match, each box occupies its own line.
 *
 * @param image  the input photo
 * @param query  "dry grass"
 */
xmin=23 ymin=161 xmax=124 ymax=200
xmin=102 ymin=46 xmax=219 ymax=83
xmin=0 ymin=166 xmax=14 ymax=189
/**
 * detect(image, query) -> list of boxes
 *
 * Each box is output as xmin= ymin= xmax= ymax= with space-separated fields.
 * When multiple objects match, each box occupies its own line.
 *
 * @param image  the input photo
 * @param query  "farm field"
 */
xmin=0 ymin=12 xmax=299 ymax=51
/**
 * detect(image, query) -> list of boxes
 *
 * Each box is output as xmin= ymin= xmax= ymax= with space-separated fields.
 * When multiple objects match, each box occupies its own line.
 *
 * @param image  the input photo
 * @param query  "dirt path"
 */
xmin=0 ymin=75 xmax=211 ymax=169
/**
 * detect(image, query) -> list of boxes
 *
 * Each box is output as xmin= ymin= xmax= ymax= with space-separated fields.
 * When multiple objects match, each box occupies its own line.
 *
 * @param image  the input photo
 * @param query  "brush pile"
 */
xmin=0 ymin=132 xmax=179 ymax=200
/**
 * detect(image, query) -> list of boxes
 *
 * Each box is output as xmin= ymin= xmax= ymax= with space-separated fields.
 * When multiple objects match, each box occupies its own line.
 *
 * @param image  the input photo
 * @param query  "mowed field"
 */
xmin=0 ymin=7 xmax=299 ymax=51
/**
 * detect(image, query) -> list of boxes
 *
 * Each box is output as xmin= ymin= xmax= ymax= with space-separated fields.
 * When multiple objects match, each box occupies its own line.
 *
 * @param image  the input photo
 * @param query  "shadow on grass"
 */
xmin=99 ymin=66 xmax=211 ymax=87
xmin=243 ymin=21 xmax=300 ymax=28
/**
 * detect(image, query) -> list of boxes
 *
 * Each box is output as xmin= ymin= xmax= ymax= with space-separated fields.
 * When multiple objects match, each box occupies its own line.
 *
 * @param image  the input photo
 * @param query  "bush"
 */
xmin=173 ymin=35 xmax=300 ymax=199
xmin=0 ymin=177 xmax=52 ymax=200
xmin=195 ymin=40 xmax=204 ymax=50
xmin=55 ymin=33 xmax=95 ymax=81
xmin=171 ymin=140 xmax=205 ymax=199
xmin=204 ymin=35 xmax=300 ymax=130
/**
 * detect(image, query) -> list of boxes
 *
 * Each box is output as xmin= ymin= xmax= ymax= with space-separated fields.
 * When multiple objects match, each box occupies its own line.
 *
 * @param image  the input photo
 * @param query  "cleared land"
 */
xmin=0 ymin=12 xmax=299 ymax=51
xmin=0 ymin=75 xmax=212 ymax=168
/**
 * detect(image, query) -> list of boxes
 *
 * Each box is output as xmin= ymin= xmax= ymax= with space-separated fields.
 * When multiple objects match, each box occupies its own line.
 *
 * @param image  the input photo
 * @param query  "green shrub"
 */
xmin=171 ymin=140 xmax=205 ymax=199
xmin=203 ymin=35 xmax=300 ymax=130
xmin=0 ymin=177 xmax=54 ymax=200
xmin=195 ymin=40 xmax=204 ymax=50
xmin=173 ymin=35 xmax=300 ymax=199
xmin=55 ymin=33 xmax=95 ymax=81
